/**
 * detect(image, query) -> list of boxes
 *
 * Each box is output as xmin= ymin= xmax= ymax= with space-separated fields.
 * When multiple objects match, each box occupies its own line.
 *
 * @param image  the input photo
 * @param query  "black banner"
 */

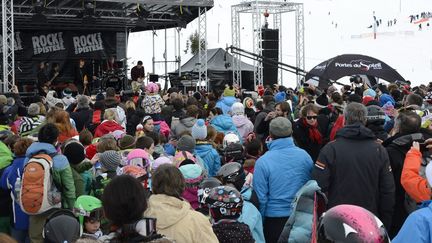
xmin=14 ymin=31 xmax=119 ymax=86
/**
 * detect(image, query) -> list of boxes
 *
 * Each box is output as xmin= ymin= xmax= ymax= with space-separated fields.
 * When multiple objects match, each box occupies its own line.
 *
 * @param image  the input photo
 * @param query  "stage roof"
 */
xmin=12 ymin=0 xmax=213 ymax=32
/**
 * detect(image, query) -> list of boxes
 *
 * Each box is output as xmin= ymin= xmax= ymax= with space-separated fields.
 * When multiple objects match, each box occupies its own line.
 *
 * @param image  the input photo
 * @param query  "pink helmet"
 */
xmin=146 ymin=82 xmax=159 ymax=93
xmin=174 ymin=151 xmax=196 ymax=168
xmin=127 ymin=149 xmax=150 ymax=168
xmin=152 ymin=156 xmax=172 ymax=171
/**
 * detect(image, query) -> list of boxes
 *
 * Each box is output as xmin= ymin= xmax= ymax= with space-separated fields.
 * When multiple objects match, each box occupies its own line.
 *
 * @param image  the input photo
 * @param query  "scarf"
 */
xmin=302 ymin=118 xmax=323 ymax=145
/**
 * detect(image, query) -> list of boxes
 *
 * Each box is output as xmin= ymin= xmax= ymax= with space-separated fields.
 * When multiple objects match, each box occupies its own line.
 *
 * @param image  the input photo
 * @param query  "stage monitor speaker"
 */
xmin=261 ymin=29 xmax=279 ymax=87
xmin=149 ymin=74 xmax=159 ymax=82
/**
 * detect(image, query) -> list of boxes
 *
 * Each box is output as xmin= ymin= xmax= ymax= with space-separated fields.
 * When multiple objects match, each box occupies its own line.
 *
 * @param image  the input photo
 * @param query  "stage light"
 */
xmin=32 ymin=0 xmax=47 ymax=23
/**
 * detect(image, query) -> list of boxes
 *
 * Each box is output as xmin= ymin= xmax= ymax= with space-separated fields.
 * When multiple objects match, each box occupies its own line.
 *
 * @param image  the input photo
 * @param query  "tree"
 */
xmin=188 ymin=31 xmax=205 ymax=55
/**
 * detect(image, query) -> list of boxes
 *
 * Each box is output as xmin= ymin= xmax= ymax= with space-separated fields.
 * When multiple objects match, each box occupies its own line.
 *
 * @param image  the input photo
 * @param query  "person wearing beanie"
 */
xmin=141 ymin=82 xmax=165 ymax=116
xmin=253 ymin=117 xmax=313 ymax=243
xmin=192 ymin=119 xmax=207 ymax=141
xmin=230 ymin=102 xmax=254 ymax=142
xmin=118 ymin=134 xmax=136 ymax=166
xmin=365 ymin=105 xmax=388 ymax=141
xmin=93 ymin=150 xmax=121 ymax=198
xmin=195 ymin=127 xmax=222 ymax=176
xmin=62 ymin=88 xmax=76 ymax=108
xmin=19 ymin=103 xmax=43 ymax=136
xmin=179 ymin=163 xmax=205 ymax=210
xmin=176 ymin=134 xmax=208 ymax=174
xmin=177 ymin=135 xmax=196 ymax=154
xmin=70 ymin=95 xmax=93 ymax=132
xmin=216 ymin=83 xmax=238 ymax=115
xmin=63 ymin=140 xmax=95 ymax=197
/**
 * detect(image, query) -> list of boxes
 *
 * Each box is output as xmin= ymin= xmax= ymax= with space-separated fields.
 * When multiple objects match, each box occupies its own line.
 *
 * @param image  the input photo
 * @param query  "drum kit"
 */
xmin=97 ymin=57 xmax=130 ymax=92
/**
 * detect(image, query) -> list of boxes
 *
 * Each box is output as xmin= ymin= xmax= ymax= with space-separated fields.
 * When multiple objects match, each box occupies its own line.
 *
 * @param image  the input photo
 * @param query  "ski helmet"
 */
xmin=43 ymin=209 xmax=81 ymax=243
xmin=127 ymin=149 xmax=150 ymax=168
xmin=174 ymin=150 xmax=196 ymax=167
xmin=224 ymin=143 xmax=245 ymax=164
xmin=205 ymin=186 xmax=243 ymax=222
xmin=73 ymin=195 xmax=103 ymax=227
xmin=317 ymin=204 xmax=390 ymax=243
xmin=216 ymin=162 xmax=246 ymax=191
xmin=198 ymin=177 xmax=223 ymax=206
xmin=223 ymin=133 xmax=240 ymax=149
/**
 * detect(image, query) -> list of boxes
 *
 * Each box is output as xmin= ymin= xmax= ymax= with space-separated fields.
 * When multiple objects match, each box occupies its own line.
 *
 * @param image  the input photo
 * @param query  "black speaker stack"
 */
xmin=261 ymin=29 xmax=279 ymax=87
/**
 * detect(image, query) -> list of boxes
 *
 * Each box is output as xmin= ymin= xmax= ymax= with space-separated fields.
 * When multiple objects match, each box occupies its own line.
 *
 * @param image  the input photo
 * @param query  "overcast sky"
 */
xmin=128 ymin=0 xmax=432 ymax=87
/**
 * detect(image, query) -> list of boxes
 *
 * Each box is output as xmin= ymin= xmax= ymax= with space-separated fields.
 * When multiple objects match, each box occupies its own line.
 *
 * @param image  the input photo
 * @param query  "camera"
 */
xmin=349 ymin=75 xmax=363 ymax=84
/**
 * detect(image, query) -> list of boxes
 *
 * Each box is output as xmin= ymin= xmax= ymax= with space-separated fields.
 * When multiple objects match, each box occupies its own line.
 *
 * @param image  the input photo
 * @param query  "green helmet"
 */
xmin=73 ymin=195 xmax=103 ymax=226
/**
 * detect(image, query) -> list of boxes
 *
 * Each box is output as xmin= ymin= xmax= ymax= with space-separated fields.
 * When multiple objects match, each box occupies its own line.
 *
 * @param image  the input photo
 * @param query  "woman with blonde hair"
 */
xmin=94 ymin=109 xmax=124 ymax=138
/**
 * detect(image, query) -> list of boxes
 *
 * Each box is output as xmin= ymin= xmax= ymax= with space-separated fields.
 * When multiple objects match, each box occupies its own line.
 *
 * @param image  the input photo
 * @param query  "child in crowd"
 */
xmin=73 ymin=195 xmax=104 ymax=240
xmin=205 ymin=186 xmax=254 ymax=243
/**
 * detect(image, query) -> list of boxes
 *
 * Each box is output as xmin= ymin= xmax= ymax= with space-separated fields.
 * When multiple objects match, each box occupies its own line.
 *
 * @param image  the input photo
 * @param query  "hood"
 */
xmin=221 ymin=96 xmax=237 ymax=107
xmin=145 ymin=194 xmax=191 ymax=229
xmin=46 ymin=91 xmax=62 ymax=108
xmin=0 ymin=141 xmax=13 ymax=169
xmin=232 ymin=115 xmax=250 ymax=127
xmin=195 ymin=142 xmax=214 ymax=157
xmin=25 ymin=142 xmax=57 ymax=158
xmin=211 ymin=115 xmax=234 ymax=131
xmin=180 ymin=117 xmax=196 ymax=128
xmin=99 ymin=121 xmax=124 ymax=132
xmin=335 ymin=123 xmax=376 ymax=140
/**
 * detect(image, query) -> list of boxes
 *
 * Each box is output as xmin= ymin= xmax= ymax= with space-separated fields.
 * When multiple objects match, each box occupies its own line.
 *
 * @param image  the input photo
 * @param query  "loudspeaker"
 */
xmin=261 ymin=29 xmax=279 ymax=87
xmin=149 ymin=74 xmax=159 ymax=82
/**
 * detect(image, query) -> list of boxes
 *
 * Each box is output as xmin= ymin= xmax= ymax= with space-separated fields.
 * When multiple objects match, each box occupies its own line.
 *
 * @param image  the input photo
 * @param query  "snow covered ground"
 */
xmin=128 ymin=0 xmax=432 ymax=88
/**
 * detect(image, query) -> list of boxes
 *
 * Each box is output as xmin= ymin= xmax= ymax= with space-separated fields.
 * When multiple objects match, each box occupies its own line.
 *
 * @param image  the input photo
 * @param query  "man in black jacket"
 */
xmin=382 ymin=110 xmax=430 ymax=237
xmin=312 ymin=102 xmax=395 ymax=230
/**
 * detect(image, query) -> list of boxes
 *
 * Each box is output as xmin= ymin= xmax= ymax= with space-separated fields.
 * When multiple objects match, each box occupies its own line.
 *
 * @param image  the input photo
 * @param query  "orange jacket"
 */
xmin=401 ymin=147 xmax=432 ymax=202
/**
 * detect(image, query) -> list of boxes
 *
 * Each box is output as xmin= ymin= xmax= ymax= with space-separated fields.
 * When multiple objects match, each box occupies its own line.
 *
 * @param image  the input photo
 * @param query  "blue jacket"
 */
xmin=25 ymin=142 xmax=76 ymax=209
xmin=393 ymin=201 xmax=432 ymax=243
xmin=238 ymin=187 xmax=265 ymax=243
xmin=195 ymin=143 xmax=221 ymax=177
xmin=253 ymin=137 xmax=313 ymax=217
xmin=216 ymin=96 xmax=237 ymax=115
xmin=210 ymin=115 xmax=242 ymax=141
xmin=0 ymin=157 xmax=29 ymax=230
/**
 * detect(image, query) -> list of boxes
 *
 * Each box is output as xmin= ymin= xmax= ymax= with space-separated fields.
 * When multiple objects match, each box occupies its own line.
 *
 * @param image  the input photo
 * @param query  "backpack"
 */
xmin=86 ymin=110 xmax=104 ymax=134
xmin=153 ymin=120 xmax=170 ymax=138
xmin=277 ymin=180 xmax=327 ymax=243
xmin=19 ymin=154 xmax=61 ymax=215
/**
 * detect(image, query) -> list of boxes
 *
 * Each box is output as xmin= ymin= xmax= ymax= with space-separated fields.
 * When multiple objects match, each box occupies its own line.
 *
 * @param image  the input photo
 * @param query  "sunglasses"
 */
xmin=306 ymin=116 xmax=318 ymax=120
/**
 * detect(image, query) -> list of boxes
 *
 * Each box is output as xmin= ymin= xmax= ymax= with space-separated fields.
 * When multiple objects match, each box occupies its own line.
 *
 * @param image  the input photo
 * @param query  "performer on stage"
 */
xmin=74 ymin=59 xmax=94 ymax=95
xmin=49 ymin=63 xmax=61 ymax=85
xmin=37 ymin=61 xmax=51 ymax=96
xmin=131 ymin=61 xmax=145 ymax=82
xmin=104 ymin=56 xmax=118 ymax=72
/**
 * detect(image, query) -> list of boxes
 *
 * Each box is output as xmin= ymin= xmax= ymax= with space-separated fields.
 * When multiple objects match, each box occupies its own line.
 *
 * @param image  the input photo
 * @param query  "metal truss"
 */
xmin=231 ymin=6 xmax=242 ymax=88
xmin=295 ymin=3 xmax=305 ymax=87
xmin=198 ymin=7 xmax=208 ymax=91
xmin=2 ymin=0 xmax=15 ymax=93
xmin=252 ymin=7 xmax=263 ymax=89
xmin=11 ymin=0 xmax=214 ymax=31
xmin=231 ymin=0 xmax=305 ymax=89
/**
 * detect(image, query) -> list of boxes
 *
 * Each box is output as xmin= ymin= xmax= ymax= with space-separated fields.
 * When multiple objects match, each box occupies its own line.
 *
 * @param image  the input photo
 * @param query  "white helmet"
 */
xmin=223 ymin=133 xmax=240 ymax=148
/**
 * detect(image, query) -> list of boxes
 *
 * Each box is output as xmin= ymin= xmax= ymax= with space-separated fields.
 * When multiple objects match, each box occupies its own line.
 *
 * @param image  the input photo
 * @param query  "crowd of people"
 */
xmin=1 ymin=78 xmax=432 ymax=242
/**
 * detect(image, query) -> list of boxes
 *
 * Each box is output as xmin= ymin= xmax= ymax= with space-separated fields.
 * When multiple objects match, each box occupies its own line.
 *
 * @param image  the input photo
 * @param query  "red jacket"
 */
xmin=401 ymin=147 xmax=432 ymax=202
xmin=94 ymin=120 xmax=124 ymax=138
